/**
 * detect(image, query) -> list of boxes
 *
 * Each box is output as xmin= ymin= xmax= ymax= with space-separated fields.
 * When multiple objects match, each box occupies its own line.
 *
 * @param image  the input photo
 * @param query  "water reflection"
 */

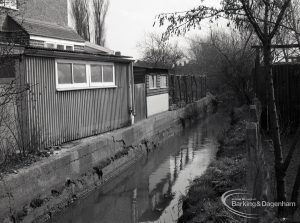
xmin=50 ymin=117 xmax=223 ymax=223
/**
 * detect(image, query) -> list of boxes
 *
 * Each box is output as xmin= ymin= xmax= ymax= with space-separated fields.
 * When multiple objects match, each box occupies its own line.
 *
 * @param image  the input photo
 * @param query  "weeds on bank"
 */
xmin=179 ymin=99 xmax=249 ymax=223
xmin=179 ymin=155 xmax=247 ymax=223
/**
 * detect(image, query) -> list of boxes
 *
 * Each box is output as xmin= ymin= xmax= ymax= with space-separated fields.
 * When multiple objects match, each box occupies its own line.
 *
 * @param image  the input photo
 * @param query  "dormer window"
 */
xmin=29 ymin=36 xmax=83 ymax=52
xmin=46 ymin=43 xmax=55 ymax=49
xmin=57 ymin=44 xmax=64 ymax=50
xmin=44 ymin=42 xmax=74 ymax=51
xmin=0 ymin=0 xmax=17 ymax=10
xmin=66 ymin=45 xmax=74 ymax=51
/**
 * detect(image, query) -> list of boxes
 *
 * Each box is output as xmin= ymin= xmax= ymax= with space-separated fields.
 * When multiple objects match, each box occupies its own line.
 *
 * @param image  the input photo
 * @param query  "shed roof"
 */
xmin=133 ymin=61 xmax=170 ymax=75
xmin=22 ymin=46 xmax=134 ymax=63
xmin=134 ymin=61 xmax=170 ymax=70
xmin=11 ymin=16 xmax=85 ymax=43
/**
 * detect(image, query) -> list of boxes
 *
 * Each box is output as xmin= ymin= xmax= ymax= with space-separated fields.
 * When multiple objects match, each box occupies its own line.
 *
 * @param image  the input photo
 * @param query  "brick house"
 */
xmin=0 ymin=0 xmax=113 ymax=53
xmin=0 ymin=0 xmax=68 ymax=26
xmin=0 ymin=0 xmax=104 ymax=44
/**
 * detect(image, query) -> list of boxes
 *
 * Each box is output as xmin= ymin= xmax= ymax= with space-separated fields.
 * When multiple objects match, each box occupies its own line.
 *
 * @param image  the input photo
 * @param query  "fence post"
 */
xmin=193 ymin=76 xmax=197 ymax=101
xmin=184 ymin=76 xmax=188 ymax=103
xmin=191 ymin=76 xmax=194 ymax=102
xmin=173 ymin=75 xmax=177 ymax=104
xmin=254 ymin=48 xmax=260 ymax=97
xmin=203 ymin=76 xmax=207 ymax=97
xmin=178 ymin=75 xmax=182 ymax=105
xmin=200 ymin=76 xmax=203 ymax=98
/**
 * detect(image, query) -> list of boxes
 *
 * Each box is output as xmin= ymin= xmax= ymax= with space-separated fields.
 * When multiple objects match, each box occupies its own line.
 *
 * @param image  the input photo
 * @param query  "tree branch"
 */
xmin=283 ymin=121 xmax=300 ymax=172
xmin=270 ymin=0 xmax=292 ymax=38
xmin=240 ymin=0 xmax=265 ymax=41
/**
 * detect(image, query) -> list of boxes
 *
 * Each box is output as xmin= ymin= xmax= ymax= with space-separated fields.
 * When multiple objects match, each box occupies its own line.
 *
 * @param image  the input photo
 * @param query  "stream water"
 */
xmin=50 ymin=116 xmax=224 ymax=223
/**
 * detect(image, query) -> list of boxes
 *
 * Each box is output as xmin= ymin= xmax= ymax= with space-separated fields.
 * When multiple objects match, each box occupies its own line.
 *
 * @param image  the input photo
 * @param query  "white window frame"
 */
xmin=0 ymin=0 xmax=17 ymax=10
xmin=149 ymin=74 xmax=157 ymax=89
xmin=31 ymin=36 xmax=84 ymax=51
xmin=160 ymin=75 xmax=167 ymax=88
xmin=90 ymin=63 xmax=115 ymax=87
xmin=45 ymin=42 xmax=74 ymax=51
xmin=65 ymin=45 xmax=74 ymax=51
xmin=55 ymin=59 xmax=116 ymax=91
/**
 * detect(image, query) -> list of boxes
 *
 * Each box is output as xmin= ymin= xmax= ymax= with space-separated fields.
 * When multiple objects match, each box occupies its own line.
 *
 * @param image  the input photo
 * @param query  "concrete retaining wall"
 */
xmin=246 ymin=100 xmax=276 ymax=222
xmin=0 ymin=96 xmax=214 ymax=223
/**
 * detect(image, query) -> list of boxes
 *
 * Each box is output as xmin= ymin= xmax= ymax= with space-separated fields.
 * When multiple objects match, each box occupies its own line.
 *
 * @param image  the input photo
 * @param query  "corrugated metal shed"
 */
xmin=14 ymin=47 xmax=134 ymax=149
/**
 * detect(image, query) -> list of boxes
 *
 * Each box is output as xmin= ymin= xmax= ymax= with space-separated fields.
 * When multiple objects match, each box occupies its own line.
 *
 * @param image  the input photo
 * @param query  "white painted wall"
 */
xmin=146 ymin=93 xmax=169 ymax=116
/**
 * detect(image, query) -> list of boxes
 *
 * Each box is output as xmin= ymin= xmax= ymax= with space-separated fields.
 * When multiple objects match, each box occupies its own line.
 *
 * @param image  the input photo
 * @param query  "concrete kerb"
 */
xmin=0 ymin=95 xmax=214 ymax=223
xmin=246 ymin=102 xmax=274 ymax=222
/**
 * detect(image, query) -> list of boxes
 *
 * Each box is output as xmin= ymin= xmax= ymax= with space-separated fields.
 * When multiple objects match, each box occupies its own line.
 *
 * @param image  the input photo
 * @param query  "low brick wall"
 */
xmin=0 ymin=95 xmax=214 ymax=223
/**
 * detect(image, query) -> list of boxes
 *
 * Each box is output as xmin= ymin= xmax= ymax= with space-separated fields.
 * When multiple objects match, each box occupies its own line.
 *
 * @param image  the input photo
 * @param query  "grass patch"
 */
xmin=179 ymin=155 xmax=247 ymax=223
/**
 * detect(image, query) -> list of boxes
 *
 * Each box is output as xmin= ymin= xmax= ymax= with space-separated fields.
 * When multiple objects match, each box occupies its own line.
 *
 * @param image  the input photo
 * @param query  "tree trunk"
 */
xmin=263 ymin=40 xmax=287 ymax=217
xmin=290 ymin=165 xmax=300 ymax=216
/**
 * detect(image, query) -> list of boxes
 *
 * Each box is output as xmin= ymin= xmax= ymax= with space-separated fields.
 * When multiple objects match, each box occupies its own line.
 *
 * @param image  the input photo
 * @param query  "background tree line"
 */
xmin=71 ymin=0 xmax=109 ymax=46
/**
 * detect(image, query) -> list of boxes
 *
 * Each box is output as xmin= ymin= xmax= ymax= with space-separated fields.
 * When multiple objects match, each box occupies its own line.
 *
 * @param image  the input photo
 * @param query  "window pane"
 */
xmin=57 ymin=44 xmax=64 ymax=50
xmin=46 ymin=43 xmax=55 ymax=49
xmin=57 ymin=63 xmax=72 ymax=84
xmin=2 ymin=0 xmax=17 ymax=9
xmin=153 ymin=75 xmax=157 ymax=88
xmin=91 ymin=65 xmax=102 ymax=83
xmin=103 ymin=65 xmax=114 ymax=82
xmin=73 ymin=64 xmax=86 ymax=83
xmin=160 ymin=76 xmax=167 ymax=88
xmin=66 ymin=46 xmax=73 ymax=51
xmin=149 ymin=75 xmax=153 ymax=88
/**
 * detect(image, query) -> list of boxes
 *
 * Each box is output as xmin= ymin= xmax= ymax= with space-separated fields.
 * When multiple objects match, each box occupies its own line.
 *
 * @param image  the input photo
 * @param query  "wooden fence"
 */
xmin=254 ymin=64 xmax=300 ymax=130
xmin=169 ymin=74 xmax=207 ymax=107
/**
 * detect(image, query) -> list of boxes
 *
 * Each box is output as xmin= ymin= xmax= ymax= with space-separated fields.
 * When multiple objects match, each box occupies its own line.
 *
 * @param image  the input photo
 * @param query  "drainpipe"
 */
xmin=128 ymin=62 xmax=135 ymax=125
xmin=131 ymin=62 xmax=136 ymax=118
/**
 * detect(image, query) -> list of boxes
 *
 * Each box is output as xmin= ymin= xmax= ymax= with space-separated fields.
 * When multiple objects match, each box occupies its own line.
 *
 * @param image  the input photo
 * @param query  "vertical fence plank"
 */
xmin=168 ymin=74 xmax=207 ymax=107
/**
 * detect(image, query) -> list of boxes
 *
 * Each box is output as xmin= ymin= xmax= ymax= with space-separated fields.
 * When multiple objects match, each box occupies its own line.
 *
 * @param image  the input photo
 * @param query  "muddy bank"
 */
xmin=178 ymin=96 xmax=250 ymax=223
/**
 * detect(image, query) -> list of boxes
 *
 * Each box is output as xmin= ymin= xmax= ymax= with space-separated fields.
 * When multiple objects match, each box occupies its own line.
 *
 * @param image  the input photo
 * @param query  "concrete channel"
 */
xmin=0 ymin=96 xmax=214 ymax=223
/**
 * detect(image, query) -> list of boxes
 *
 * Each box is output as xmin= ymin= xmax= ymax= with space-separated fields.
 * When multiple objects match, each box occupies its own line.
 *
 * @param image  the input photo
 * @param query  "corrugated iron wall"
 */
xmin=24 ymin=56 xmax=130 ymax=149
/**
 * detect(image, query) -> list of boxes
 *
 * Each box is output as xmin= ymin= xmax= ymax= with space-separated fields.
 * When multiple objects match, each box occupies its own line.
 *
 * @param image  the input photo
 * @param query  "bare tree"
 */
xmin=93 ymin=0 xmax=109 ymax=46
xmin=287 ymin=0 xmax=300 ymax=45
xmin=0 ymin=45 xmax=30 ymax=164
xmin=189 ymin=29 xmax=256 ymax=104
xmin=138 ymin=33 xmax=185 ymax=67
xmin=156 ymin=0 xmax=300 ymax=218
xmin=0 ymin=7 xmax=32 ymax=164
xmin=71 ymin=0 xmax=90 ymax=41
xmin=272 ymin=0 xmax=300 ymax=62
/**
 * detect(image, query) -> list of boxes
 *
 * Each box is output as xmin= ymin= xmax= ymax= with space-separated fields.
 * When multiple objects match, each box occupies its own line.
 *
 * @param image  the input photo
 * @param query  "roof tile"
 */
xmin=13 ymin=16 xmax=84 ymax=43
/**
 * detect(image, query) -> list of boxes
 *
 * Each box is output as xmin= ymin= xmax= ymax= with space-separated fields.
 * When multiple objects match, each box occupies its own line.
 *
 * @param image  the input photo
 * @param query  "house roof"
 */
xmin=134 ymin=61 xmax=170 ymax=70
xmin=84 ymin=41 xmax=115 ymax=55
xmin=11 ymin=16 xmax=85 ymax=43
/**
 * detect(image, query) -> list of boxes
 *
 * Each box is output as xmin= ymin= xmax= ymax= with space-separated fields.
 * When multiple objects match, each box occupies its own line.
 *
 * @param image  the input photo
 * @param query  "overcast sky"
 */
xmin=105 ymin=0 xmax=220 ymax=59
